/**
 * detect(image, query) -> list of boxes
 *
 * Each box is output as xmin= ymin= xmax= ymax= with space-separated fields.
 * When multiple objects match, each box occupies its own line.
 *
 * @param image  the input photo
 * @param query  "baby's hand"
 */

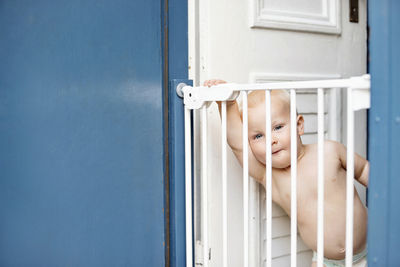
xmin=203 ymin=79 xmax=237 ymax=108
xmin=203 ymin=79 xmax=227 ymax=87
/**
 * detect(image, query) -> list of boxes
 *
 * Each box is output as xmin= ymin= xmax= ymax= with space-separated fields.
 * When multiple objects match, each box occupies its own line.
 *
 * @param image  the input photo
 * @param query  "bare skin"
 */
xmin=204 ymin=80 xmax=369 ymax=263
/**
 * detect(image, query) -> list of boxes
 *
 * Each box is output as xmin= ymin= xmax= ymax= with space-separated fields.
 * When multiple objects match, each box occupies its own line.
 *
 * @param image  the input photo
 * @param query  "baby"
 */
xmin=204 ymin=80 xmax=369 ymax=267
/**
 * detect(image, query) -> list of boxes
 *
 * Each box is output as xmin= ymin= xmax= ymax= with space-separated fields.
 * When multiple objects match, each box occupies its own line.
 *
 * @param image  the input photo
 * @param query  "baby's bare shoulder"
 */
xmin=306 ymin=140 xmax=342 ymax=157
xmin=324 ymin=140 xmax=342 ymax=152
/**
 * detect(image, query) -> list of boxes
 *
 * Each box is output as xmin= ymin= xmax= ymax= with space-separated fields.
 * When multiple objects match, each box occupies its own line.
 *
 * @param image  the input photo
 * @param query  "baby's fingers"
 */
xmin=203 ymin=79 xmax=227 ymax=87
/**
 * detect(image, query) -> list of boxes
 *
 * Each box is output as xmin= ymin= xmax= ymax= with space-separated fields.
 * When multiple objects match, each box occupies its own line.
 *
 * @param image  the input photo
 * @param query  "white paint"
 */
xmin=265 ymin=90 xmax=272 ymax=267
xmin=317 ymin=89 xmax=325 ymax=267
xmin=201 ymin=106 xmax=209 ymax=267
xmin=242 ymin=92 xmax=249 ymax=267
xmin=290 ymin=90 xmax=298 ymax=267
xmin=185 ymin=108 xmax=193 ymax=267
xmin=221 ymin=102 xmax=228 ymax=267
xmin=345 ymin=89 xmax=354 ymax=267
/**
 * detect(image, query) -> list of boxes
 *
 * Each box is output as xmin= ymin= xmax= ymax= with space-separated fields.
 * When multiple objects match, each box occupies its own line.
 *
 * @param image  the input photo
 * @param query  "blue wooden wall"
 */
xmin=368 ymin=0 xmax=400 ymax=265
xmin=0 ymin=1 xmax=174 ymax=265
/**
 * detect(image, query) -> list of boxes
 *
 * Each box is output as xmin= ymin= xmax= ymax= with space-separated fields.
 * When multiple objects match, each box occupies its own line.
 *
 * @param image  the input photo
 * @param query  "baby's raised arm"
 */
xmin=333 ymin=140 xmax=369 ymax=187
xmin=204 ymin=80 xmax=266 ymax=184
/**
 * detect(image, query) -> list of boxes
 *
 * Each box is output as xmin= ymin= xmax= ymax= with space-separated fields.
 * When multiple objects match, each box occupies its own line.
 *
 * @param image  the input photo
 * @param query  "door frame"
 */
xmin=367 ymin=0 xmax=400 ymax=266
xmin=166 ymin=0 xmax=191 ymax=266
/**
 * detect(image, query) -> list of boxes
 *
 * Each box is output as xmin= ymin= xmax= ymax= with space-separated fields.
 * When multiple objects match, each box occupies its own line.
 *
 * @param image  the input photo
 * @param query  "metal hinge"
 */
xmin=195 ymin=241 xmax=204 ymax=266
xmin=195 ymin=241 xmax=211 ymax=266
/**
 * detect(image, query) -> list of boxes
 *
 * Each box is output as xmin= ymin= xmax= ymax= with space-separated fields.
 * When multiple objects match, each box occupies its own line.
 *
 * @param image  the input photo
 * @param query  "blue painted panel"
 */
xmin=0 ymin=1 xmax=165 ymax=266
xmin=167 ymin=0 xmax=192 ymax=265
xmin=368 ymin=0 xmax=400 ymax=266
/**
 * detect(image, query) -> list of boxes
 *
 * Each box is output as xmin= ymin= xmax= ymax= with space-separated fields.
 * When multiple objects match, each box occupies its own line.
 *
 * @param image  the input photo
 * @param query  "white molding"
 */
xmin=249 ymin=72 xmax=341 ymax=83
xmin=250 ymin=0 xmax=341 ymax=35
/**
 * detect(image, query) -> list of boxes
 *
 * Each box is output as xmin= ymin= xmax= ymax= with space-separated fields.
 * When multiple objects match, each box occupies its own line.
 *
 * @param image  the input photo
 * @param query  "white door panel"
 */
xmin=251 ymin=0 xmax=341 ymax=34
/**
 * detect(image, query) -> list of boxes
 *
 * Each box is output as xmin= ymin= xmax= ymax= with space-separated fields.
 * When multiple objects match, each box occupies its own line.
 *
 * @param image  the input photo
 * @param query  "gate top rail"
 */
xmin=181 ymin=74 xmax=370 ymax=110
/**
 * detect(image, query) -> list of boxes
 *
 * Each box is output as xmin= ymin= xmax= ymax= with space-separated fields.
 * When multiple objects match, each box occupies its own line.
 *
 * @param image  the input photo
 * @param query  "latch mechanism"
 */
xmin=350 ymin=0 xmax=359 ymax=23
xmin=179 ymin=84 xmax=239 ymax=110
xmin=350 ymin=74 xmax=371 ymax=111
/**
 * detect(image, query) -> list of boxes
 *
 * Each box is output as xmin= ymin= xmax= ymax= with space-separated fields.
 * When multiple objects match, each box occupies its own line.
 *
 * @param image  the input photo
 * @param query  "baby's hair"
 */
xmin=246 ymin=89 xmax=289 ymax=105
xmin=244 ymin=89 xmax=291 ymax=107
xmin=236 ymin=89 xmax=297 ymax=115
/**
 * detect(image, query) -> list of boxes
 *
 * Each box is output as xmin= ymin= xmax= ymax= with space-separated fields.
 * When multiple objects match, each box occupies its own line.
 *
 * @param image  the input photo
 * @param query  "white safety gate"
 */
xmin=180 ymin=75 xmax=371 ymax=267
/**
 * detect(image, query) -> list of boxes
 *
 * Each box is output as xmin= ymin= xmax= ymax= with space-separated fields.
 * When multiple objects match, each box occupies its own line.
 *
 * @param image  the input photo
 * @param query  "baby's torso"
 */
xmin=270 ymin=143 xmax=367 ymax=260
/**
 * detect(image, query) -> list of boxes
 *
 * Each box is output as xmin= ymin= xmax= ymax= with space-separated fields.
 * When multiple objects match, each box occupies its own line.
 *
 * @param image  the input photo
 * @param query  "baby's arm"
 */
xmin=333 ymin=140 xmax=369 ymax=187
xmin=204 ymin=80 xmax=266 ymax=184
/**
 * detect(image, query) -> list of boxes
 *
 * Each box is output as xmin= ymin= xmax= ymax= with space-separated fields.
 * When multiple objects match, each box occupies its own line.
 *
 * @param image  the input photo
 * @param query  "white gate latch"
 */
xmin=350 ymin=74 xmax=371 ymax=111
xmin=181 ymin=84 xmax=239 ymax=110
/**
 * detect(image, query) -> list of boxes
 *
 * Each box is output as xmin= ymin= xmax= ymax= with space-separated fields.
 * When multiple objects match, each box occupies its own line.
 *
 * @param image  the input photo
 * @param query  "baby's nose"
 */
xmin=271 ymin=138 xmax=278 ymax=145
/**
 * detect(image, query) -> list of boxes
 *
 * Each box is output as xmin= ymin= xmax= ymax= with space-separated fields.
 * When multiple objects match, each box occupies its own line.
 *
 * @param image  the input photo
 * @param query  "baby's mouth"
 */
xmin=272 ymin=149 xmax=282 ymax=155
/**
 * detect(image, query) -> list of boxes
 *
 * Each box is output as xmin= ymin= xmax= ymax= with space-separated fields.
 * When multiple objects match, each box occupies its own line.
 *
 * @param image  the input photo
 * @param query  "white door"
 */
xmin=188 ymin=0 xmax=367 ymax=266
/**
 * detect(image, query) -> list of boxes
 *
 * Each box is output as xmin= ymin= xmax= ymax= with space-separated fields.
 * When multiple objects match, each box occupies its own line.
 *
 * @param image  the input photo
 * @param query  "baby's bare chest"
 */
xmin=272 ymin=155 xmax=345 ymax=211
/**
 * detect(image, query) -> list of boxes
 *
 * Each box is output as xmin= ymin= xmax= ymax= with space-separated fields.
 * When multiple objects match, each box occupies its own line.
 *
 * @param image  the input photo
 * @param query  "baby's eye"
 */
xmin=274 ymin=125 xmax=283 ymax=131
xmin=254 ymin=134 xmax=263 ymax=140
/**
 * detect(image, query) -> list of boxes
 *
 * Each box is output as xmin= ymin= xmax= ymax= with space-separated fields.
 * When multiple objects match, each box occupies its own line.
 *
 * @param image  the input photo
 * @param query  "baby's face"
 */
xmin=248 ymin=96 xmax=303 ymax=169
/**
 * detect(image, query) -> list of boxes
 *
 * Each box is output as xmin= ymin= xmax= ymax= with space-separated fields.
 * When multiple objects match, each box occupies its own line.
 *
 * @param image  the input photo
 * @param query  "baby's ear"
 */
xmin=297 ymin=115 xmax=304 ymax=136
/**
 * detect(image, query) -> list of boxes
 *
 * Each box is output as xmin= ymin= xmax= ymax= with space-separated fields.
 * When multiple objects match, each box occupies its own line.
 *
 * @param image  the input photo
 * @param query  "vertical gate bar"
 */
xmin=201 ymin=106 xmax=209 ymax=267
xmin=345 ymin=89 xmax=354 ymax=267
xmin=290 ymin=89 xmax=297 ymax=267
xmin=317 ymin=89 xmax=325 ymax=267
xmin=242 ymin=92 xmax=249 ymax=267
xmin=184 ymin=107 xmax=193 ymax=267
xmin=221 ymin=101 xmax=228 ymax=267
xmin=265 ymin=90 xmax=272 ymax=267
